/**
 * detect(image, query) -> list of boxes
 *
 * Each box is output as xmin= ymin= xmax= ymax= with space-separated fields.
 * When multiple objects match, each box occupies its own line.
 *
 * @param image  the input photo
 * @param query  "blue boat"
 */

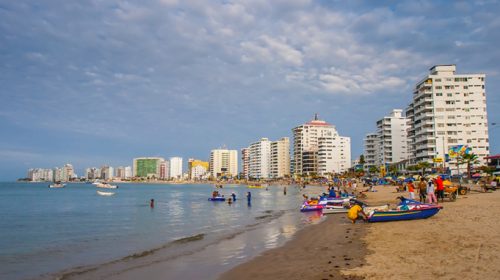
xmin=367 ymin=197 xmax=442 ymax=223
xmin=208 ymin=197 xmax=225 ymax=201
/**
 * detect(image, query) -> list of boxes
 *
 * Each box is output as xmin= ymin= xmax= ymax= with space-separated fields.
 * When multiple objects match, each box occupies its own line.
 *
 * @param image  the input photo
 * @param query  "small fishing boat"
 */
xmin=49 ymin=182 xmax=66 ymax=188
xmin=300 ymin=204 xmax=323 ymax=212
xmin=97 ymin=190 xmax=115 ymax=196
xmin=95 ymin=182 xmax=118 ymax=189
xmin=208 ymin=196 xmax=226 ymax=201
xmin=366 ymin=198 xmax=442 ymax=223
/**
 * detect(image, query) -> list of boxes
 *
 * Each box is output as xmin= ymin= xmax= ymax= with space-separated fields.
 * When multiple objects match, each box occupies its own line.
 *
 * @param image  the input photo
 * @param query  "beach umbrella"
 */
xmin=404 ymin=178 xmax=415 ymax=182
xmin=471 ymin=173 xmax=481 ymax=178
xmin=398 ymin=176 xmax=406 ymax=180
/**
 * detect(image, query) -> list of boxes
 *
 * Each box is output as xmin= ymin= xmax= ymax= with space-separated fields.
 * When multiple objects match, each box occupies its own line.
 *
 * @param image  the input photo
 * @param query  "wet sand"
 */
xmin=219 ymin=214 xmax=366 ymax=280
xmin=219 ymin=185 xmax=366 ymax=280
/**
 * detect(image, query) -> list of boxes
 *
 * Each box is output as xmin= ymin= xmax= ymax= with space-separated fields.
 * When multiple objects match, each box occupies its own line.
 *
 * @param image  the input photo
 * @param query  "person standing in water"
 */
xmin=284 ymin=186 xmax=287 ymax=195
xmin=231 ymin=192 xmax=236 ymax=201
xmin=150 ymin=199 xmax=155 ymax=208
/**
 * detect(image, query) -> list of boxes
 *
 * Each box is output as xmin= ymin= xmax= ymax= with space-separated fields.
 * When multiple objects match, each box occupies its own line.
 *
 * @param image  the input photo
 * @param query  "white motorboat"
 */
xmin=49 ymin=183 xmax=66 ymax=188
xmin=95 ymin=182 xmax=118 ymax=189
xmin=97 ymin=190 xmax=115 ymax=196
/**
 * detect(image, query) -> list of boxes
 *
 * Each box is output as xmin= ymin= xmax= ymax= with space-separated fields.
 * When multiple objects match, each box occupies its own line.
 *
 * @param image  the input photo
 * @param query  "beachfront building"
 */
xmin=248 ymin=138 xmax=272 ymax=179
xmin=27 ymin=168 xmax=53 ymax=182
xmin=270 ymin=137 xmax=291 ymax=179
xmin=188 ymin=159 xmax=209 ymax=180
xmin=363 ymin=133 xmax=378 ymax=170
xmin=159 ymin=160 xmax=169 ymax=180
xmin=115 ymin=166 xmax=132 ymax=180
xmin=209 ymin=149 xmax=238 ymax=179
xmin=85 ymin=167 xmax=100 ymax=180
xmin=241 ymin=148 xmax=249 ymax=179
xmin=169 ymin=157 xmax=183 ymax=180
xmin=406 ymin=65 xmax=489 ymax=168
xmin=133 ymin=157 xmax=164 ymax=179
xmin=100 ymin=165 xmax=114 ymax=180
xmin=364 ymin=109 xmax=409 ymax=167
xmin=292 ymin=114 xmax=351 ymax=176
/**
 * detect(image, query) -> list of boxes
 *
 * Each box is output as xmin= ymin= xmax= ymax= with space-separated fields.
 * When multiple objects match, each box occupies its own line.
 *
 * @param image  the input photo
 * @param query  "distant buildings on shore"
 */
xmin=28 ymin=65 xmax=487 ymax=181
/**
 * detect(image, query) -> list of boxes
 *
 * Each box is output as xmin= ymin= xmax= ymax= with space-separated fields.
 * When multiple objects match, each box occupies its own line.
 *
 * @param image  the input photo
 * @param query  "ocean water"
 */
xmin=0 ymin=182 xmax=324 ymax=280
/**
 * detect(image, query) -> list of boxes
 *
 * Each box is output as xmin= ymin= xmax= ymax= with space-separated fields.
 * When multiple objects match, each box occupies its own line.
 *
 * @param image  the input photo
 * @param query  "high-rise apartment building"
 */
xmin=364 ymin=109 xmax=409 ymax=167
xmin=85 ymin=167 xmax=101 ymax=180
xmin=363 ymin=133 xmax=378 ymax=169
xmin=100 ymin=165 xmax=114 ymax=180
xmin=241 ymin=148 xmax=249 ymax=179
xmin=406 ymin=65 xmax=489 ymax=167
xmin=292 ymin=115 xmax=351 ymax=176
xmin=159 ymin=160 xmax=169 ymax=180
xmin=169 ymin=157 xmax=183 ymax=180
xmin=133 ymin=157 xmax=164 ymax=178
xmin=248 ymin=138 xmax=271 ymax=179
xmin=115 ymin=166 xmax=132 ymax=180
xmin=209 ymin=149 xmax=238 ymax=178
xmin=27 ymin=168 xmax=53 ymax=182
xmin=270 ymin=137 xmax=291 ymax=178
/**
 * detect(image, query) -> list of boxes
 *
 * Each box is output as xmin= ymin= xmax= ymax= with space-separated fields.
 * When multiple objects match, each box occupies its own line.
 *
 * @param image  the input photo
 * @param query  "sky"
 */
xmin=1 ymin=0 xmax=499 ymax=180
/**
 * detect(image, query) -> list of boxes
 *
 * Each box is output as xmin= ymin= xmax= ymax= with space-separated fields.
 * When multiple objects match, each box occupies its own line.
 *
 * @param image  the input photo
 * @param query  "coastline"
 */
xmin=218 ymin=214 xmax=366 ymax=280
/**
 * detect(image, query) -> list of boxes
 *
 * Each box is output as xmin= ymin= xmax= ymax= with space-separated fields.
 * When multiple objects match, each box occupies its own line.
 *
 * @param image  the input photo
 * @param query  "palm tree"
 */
xmin=369 ymin=166 xmax=379 ymax=175
xmin=417 ymin=161 xmax=432 ymax=176
xmin=459 ymin=153 xmax=479 ymax=178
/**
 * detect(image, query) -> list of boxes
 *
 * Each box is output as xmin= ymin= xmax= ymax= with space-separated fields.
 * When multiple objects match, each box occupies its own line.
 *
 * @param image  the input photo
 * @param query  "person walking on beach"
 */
xmin=427 ymin=179 xmax=437 ymax=204
xmin=417 ymin=178 xmax=427 ymax=203
xmin=407 ymin=181 xmax=415 ymax=200
xmin=347 ymin=202 xmax=367 ymax=224
xmin=435 ymin=176 xmax=445 ymax=203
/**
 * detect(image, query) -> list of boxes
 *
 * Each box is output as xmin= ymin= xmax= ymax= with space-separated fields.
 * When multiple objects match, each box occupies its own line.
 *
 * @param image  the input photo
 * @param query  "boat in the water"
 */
xmin=95 ymin=182 xmax=118 ymax=189
xmin=366 ymin=197 xmax=442 ymax=223
xmin=48 ymin=182 xmax=66 ymax=188
xmin=208 ymin=196 xmax=226 ymax=201
xmin=247 ymin=184 xmax=265 ymax=189
xmin=97 ymin=190 xmax=115 ymax=196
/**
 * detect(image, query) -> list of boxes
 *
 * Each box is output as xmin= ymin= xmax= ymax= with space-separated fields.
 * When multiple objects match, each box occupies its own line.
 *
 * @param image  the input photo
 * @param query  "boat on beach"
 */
xmin=97 ymin=190 xmax=115 ymax=196
xmin=366 ymin=197 xmax=442 ymax=223
xmin=48 ymin=182 xmax=66 ymax=188
xmin=95 ymin=182 xmax=118 ymax=189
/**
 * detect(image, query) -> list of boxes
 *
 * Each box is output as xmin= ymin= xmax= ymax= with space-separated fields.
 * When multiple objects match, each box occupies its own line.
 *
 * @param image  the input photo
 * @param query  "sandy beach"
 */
xmin=220 ymin=184 xmax=500 ymax=280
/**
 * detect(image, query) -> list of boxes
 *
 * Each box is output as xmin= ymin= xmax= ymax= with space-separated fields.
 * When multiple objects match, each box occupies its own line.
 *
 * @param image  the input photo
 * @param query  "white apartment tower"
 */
xmin=210 ymin=149 xmax=238 ymax=178
xmin=376 ymin=109 xmax=409 ymax=165
xmin=169 ymin=157 xmax=183 ymax=180
xmin=406 ymin=65 xmax=489 ymax=166
xmin=248 ymin=138 xmax=271 ymax=179
xmin=363 ymin=133 xmax=378 ymax=168
xmin=241 ymin=148 xmax=249 ymax=179
xmin=270 ymin=137 xmax=291 ymax=179
xmin=292 ymin=115 xmax=351 ymax=175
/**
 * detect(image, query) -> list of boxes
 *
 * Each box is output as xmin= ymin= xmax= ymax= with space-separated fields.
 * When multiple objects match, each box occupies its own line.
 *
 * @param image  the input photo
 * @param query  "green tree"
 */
xmin=417 ymin=161 xmax=432 ymax=176
xmin=459 ymin=153 xmax=479 ymax=179
xmin=388 ymin=165 xmax=398 ymax=176
xmin=359 ymin=155 xmax=366 ymax=165
xmin=369 ymin=166 xmax=379 ymax=174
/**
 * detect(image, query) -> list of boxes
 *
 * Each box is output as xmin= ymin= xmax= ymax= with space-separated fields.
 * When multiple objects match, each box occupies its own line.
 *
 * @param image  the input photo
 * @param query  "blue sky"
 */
xmin=1 ymin=0 xmax=499 ymax=180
